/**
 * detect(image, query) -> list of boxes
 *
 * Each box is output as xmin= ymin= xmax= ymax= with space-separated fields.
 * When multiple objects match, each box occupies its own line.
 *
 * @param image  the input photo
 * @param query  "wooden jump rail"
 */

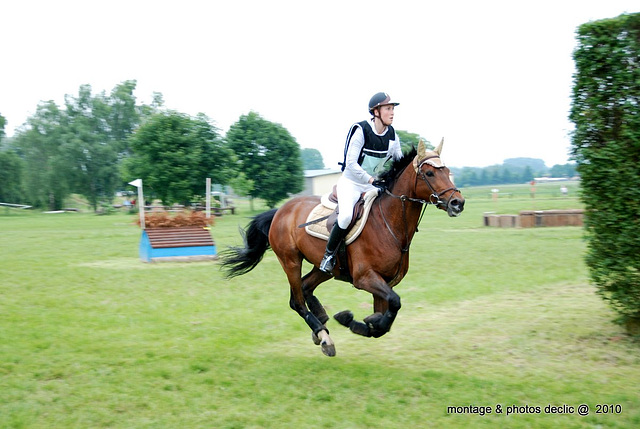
xmin=212 ymin=206 xmax=236 ymax=215
xmin=141 ymin=205 xmax=236 ymax=216
xmin=484 ymin=209 xmax=584 ymax=228
xmin=139 ymin=226 xmax=217 ymax=262
xmin=193 ymin=206 xmax=236 ymax=216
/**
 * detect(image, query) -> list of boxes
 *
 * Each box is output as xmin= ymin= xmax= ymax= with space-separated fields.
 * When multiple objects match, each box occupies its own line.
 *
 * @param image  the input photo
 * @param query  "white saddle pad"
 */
xmin=305 ymin=189 xmax=379 ymax=245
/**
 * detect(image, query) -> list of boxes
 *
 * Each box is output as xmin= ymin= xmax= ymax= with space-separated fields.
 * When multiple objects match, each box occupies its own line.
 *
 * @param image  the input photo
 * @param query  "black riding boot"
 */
xmin=319 ymin=224 xmax=347 ymax=274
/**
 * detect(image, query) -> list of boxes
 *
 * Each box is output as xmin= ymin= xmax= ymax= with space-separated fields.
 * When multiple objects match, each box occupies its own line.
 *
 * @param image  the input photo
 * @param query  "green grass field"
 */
xmin=1 ymin=185 xmax=639 ymax=428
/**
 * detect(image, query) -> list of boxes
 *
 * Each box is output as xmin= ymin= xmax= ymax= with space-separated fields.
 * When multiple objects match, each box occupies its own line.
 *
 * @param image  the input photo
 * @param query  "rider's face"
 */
xmin=377 ymin=105 xmax=395 ymax=125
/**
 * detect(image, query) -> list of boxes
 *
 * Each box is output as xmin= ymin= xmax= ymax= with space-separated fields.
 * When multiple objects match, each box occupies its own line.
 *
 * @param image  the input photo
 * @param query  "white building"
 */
xmin=296 ymin=169 xmax=342 ymax=197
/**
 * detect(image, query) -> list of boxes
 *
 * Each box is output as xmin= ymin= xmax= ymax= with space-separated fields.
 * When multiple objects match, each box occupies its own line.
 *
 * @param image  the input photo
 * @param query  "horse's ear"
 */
xmin=418 ymin=139 xmax=427 ymax=159
xmin=435 ymin=138 xmax=444 ymax=156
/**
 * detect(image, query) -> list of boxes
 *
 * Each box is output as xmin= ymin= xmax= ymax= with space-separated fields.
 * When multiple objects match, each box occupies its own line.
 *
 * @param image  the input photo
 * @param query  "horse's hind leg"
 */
xmin=281 ymin=257 xmax=336 ymax=357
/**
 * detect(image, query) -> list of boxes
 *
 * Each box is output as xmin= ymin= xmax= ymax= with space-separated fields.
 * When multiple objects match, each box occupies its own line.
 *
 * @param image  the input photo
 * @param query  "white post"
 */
xmin=128 ymin=179 xmax=145 ymax=229
xmin=138 ymin=183 xmax=145 ymax=229
xmin=206 ymin=178 xmax=211 ymax=219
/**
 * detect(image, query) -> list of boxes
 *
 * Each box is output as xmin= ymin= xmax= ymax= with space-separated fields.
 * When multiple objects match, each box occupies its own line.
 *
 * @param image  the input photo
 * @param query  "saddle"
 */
xmin=304 ymin=186 xmax=379 ymax=245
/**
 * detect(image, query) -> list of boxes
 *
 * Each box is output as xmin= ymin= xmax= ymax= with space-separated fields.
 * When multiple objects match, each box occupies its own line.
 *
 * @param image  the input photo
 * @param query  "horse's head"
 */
xmin=413 ymin=139 xmax=465 ymax=217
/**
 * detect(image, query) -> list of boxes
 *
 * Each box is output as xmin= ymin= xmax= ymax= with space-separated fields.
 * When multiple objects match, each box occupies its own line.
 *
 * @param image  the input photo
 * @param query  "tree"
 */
xmin=396 ymin=130 xmax=432 ymax=153
xmin=226 ymin=112 xmax=303 ymax=208
xmin=457 ymin=167 xmax=480 ymax=187
xmin=0 ymin=113 xmax=6 ymax=140
xmin=521 ymin=166 xmax=534 ymax=183
xmin=300 ymin=148 xmax=325 ymax=170
xmin=549 ymin=163 xmax=577 ymax=178
xmin=13 ymin=101 xmax=70 ymax=210
xmin=503 ymin=157 xmax=547 ymax=172
xmin=137 ymin=92 xmax=165 ymax=125
xmin=489 ymin=168 xmax=502 ymax=185
xmin=125 ymin=111 xmax=233 ymax=205
xmin=10 ymin=81 xmax=160 ymax=211
xmin=0 ymin=150 xmax=24 ymax=203
xmin=228 ymin=172 xmax=254 ymax=198
xmin=108 ymin=80 xmax=140 ymax=153
xmin=570 ymin=13 xmax=640 ymax=333
xmin=480 ymin=168 xmax=489 ymax=185
xmin=501 ymin=167 xmax=514 ymax=184
xmin=62 ymin=84 xmax=120 ymax=211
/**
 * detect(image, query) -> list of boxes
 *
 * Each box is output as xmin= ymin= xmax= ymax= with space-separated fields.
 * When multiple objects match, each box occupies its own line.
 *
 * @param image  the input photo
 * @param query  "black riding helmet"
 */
xmin=368 ymin=92 xmax=400 ymax=113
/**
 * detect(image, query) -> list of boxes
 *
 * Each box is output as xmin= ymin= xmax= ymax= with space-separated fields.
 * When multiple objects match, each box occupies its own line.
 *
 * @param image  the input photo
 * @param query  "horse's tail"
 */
xmin=220 ymin=208 xmax=278 ymax=279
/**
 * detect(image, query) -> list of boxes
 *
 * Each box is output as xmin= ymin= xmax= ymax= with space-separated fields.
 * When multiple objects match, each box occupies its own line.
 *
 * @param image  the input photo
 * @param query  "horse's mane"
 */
xmin=377 ymin=147 xmax=417 ymax=186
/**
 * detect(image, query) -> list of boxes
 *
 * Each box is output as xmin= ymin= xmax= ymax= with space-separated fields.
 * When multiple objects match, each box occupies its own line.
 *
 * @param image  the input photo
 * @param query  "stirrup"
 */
xmin=319 ymin=251 xmax=337 ymax=274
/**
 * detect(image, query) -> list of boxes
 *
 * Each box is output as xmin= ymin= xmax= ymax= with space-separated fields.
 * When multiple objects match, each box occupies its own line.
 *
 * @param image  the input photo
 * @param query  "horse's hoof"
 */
xmin=311 ymin=331 xmax=321 ymax=345
xmin=316 ymin=330 xmax=336 ymax=357
xmin=334 ymin=310 xmax=354 ymax=327
xmin=321 ymin=342 xmax=336 ymax=357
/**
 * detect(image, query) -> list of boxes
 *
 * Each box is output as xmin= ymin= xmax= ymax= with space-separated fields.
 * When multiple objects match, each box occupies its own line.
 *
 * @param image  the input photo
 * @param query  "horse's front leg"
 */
xmin=334 ymin=274 xmax=401 ymax=338
xmin=363 ymin=288 xmax=400 ymax=337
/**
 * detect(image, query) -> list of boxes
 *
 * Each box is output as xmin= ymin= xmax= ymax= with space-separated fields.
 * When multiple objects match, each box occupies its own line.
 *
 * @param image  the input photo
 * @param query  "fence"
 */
xmin=484 ymin=210 xmax=584 ymax=228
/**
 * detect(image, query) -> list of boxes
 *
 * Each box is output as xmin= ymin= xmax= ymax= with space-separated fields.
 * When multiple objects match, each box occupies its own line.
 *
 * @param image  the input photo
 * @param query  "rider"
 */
xmin=319 ymin=92 xmax=403 ymax=274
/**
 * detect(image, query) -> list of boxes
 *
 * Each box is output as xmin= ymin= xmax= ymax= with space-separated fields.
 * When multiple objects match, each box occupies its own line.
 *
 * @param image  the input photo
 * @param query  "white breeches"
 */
xmin=336 ymin=175 xmax=376 ymax=229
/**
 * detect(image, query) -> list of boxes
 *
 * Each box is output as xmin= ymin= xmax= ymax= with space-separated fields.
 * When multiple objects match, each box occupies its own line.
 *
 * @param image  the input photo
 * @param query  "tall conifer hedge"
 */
xmin=570 ymin=13 xmax=640 ymax=333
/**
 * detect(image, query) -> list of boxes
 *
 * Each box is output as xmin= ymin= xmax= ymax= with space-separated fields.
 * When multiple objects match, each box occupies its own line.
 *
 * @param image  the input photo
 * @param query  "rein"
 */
xmin=376 ymin=191 xmax=427 ymax=287
xmin=379 ymin=188 xmax=429 ymax=254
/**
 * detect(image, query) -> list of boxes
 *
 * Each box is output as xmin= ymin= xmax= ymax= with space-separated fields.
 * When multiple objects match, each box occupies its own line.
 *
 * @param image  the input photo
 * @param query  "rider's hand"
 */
xmin=372 ymin=179 xmax=386 ymax=195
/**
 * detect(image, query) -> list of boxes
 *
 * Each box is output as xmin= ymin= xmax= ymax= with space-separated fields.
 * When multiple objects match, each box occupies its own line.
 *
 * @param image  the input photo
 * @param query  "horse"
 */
xmin=220 ymin=139 xmax=464 ymax=356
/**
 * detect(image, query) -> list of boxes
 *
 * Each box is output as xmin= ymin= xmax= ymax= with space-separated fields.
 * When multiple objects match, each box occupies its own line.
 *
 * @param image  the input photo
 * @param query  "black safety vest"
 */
xmin=339 ymin=120 xmax=396 ymax=171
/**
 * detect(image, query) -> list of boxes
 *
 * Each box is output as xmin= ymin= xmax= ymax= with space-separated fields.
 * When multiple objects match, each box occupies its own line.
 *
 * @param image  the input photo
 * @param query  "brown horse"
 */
xmin=221 ymin=140 xmax=464 ymax=356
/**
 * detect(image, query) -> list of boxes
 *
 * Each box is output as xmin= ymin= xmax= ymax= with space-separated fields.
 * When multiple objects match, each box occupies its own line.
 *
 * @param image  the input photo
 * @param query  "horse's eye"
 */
xmin=425 ymin=170 xmax=434 ymax=177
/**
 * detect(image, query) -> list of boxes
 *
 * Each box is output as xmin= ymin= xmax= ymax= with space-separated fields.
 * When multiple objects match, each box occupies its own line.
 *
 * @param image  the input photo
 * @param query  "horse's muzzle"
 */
xmin=447 ymin=196 xmax=465 ymax=217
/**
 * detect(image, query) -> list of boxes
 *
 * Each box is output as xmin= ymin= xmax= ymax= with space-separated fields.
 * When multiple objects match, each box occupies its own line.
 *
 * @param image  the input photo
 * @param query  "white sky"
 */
xmin=1 ymin=0 xmax=638 ymax=168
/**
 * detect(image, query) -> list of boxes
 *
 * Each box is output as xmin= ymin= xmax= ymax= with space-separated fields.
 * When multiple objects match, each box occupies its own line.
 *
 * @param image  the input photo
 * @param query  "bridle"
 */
xmin=379 ymin=154 xmax=461 ymax=245
xmin=413 ymin=155 xmax=460 ymax=210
